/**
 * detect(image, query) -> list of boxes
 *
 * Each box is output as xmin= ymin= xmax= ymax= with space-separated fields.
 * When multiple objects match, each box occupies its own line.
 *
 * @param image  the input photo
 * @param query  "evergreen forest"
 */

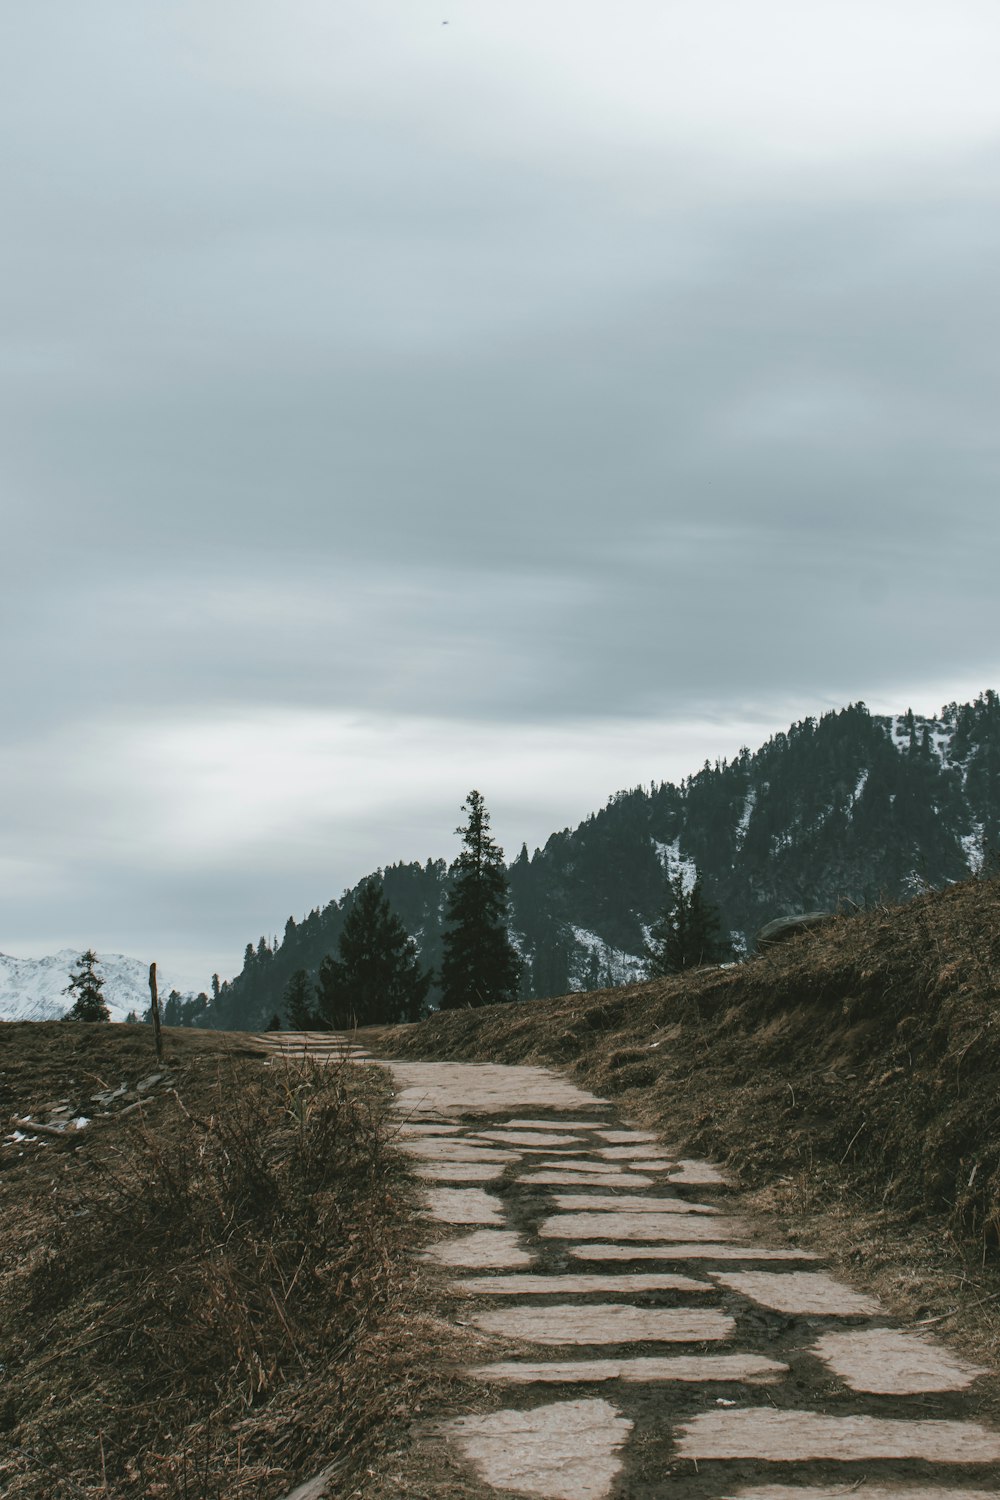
xmin=184 ymin=693 xmax=1000 ymax=1030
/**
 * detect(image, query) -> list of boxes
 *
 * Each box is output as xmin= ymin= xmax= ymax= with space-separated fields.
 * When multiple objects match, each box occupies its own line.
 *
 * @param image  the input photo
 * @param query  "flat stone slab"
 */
xmin=475 ymin=1130 xmax=588 ymax=1147
xmin=453 ymin=1272 xmax=712 ymax=1295
xmin=386 ymin=1061 xmax=607 ymax=1115
xmin=469 ymin=1303 xmax=735 ymax=1345
xmin=551 ymin=1193 xmax=718 ymax=1215
xmin=570 ymin=1243 xmax=818 ymax=1262
xmin=413 ymin=1162 xmax=507 ymax=1182
xmin=811 ymin=1328 xmax=988 ymax=1393
xmin=444 ymin=1397 xmax=630 ymax=1500
xmin=505 ymin=1119 xmax=607 ymax=1130
xmin=540 ymin=1213 xmax=747 ymax=1241
xmin=712 ymin=1270 xmax=882 ymax=1316
xmin=598 ymin=1130 xmax=661 ymax=1143
xmin=394 ymin=1122 xmax=462 ymax=1136
xmin=426 ymin=1230 xmax=534 ymax=1269
xmin=267 ymin=1044 xmax=370 ymax=1058
xmin=599 ymin=1145 xmax=673 ymax=1160
xmin=668 ymin=1159 xmax=731 ymax=1186
xmin=466 ymin=1353 xmax=786 ymax=1384
xmin=510 ymin=1147 xmax=587 ymax=1155
xmin=265 ymin=1048 xmax=371 ymax=1061
xmin=731 ymin=1489 xmax=1000 ymax=1500
xmin=400 ymin=1140 xmax=520 ymax=1163
xmin=538 ymin=1159 xmax=640 ymax=1174
xmin=675 ymin=1408 xmax=1000 ymax=1463
xmin=422 ymin=1188 xmax=506 ymax=1225
xmin=264 ymin=1035 xmax=364 ymax=1046
xmin=520 ymin=1171 xmax=656 ymax=1187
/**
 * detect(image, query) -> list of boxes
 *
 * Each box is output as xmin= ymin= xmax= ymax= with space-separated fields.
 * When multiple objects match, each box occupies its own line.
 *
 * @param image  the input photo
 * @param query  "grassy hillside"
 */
xmin=380 ymin=873 xmax=1000 ymax=1358
xmin=5 ymin=874 xmax=1000 ymax=1493
xmin=0 ymin=1026 xmax=429 ymax=1499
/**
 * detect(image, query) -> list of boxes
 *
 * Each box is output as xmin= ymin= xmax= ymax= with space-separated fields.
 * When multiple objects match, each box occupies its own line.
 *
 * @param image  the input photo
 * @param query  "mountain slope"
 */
xmin=218 ymin=692 xmax=1000 ymax=1027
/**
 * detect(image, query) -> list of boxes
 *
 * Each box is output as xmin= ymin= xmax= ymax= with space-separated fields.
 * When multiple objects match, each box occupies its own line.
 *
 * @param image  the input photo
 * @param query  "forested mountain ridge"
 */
xmin=216 ymin=693 xmax=1000 ymax=1028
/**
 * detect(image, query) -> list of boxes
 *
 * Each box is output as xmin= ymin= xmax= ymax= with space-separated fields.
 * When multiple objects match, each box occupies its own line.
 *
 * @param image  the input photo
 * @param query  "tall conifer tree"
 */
xmin=440 ymin=790 xmax=521 ymax=1008
xmin=317 ymin=879 xmax=431 ymax=1028
xmin=645 ymin=870 xmax=726 ymax=975
xmin=283 ymin=968 xmax=320 ymax=1030
xmin=64 ymin=949 xmax=111 ymax=1022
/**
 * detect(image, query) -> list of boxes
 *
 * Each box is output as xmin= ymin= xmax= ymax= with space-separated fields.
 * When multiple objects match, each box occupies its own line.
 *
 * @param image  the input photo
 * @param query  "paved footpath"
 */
xmin=259 ymin=1033 xmax=1000 ymax=1500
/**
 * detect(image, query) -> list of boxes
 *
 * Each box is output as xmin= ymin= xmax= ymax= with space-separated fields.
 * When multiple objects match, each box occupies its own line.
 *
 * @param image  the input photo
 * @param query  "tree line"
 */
xmin=283 ymin=788 xmax=523 ymax=1028
xmin=281 ymin=790 xmax=724 ymax=1029
xmin=63 ymin=787 xmax=727 ymax=1027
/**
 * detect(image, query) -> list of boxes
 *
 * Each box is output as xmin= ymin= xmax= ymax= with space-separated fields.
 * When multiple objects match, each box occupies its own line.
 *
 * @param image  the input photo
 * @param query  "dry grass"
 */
xmin=0 ymin=1026 xmax=429 ymax=1499
xmin=377 ymin=873 xmax=1000 ymax=1374
xmin=7 ymin=875 xmax=1000 ymax=1495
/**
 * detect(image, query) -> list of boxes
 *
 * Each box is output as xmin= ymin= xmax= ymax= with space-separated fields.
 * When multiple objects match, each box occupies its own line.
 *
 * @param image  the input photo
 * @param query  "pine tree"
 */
xmin=184 ymin=992 xmax=210 ymax=1027
xmin=645 ymin=871 xmax=727 ymax=975
xmin=283 ymin=968 xmax=320 ymax=1030
xmin=440 ymin=790 xmax=521 ymax=1008
xmin=64 ymin=949 xmax=111 ymax=1022
xmin=317 ymin=879 xmax=431 ymax=1029
xmin=531 ymin=921 xmax=571 ymax=999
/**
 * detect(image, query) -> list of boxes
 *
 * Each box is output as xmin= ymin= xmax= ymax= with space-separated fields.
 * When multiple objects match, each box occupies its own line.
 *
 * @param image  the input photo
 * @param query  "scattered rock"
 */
xmin=755 ymin=911 xmax=833 ymax=950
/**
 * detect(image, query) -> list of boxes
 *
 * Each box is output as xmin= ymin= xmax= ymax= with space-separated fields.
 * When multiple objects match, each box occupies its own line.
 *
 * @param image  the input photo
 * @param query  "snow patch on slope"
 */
xmin=735 ymin=789 xmax=756 ymax=847
xmin=889 ymin=713 xmax=954 ymax=768
xmin=0 ymin=950 xmax=194 ymax=1024
xmin=568 ymin=927 xmax=646 ymax=990
xmin=653 ymin=838 xmax=698 ymax=893
xmin=961 ymin=825 xmax=985 ymax=874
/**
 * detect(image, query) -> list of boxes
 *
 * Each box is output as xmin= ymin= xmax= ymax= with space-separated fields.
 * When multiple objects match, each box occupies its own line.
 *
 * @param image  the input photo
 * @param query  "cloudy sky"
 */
xmin=3 ymin=2 xmax=999 ymax=989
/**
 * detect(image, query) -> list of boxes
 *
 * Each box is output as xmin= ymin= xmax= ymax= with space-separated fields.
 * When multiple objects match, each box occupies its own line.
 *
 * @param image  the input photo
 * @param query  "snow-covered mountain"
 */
xmin=0 ymin=949 xmax=191 ymax=1024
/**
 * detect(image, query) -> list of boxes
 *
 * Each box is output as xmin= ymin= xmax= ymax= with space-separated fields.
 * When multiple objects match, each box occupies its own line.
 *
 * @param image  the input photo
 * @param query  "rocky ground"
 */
xmin=259 ymin=1032 xmax=1000 ymax=1500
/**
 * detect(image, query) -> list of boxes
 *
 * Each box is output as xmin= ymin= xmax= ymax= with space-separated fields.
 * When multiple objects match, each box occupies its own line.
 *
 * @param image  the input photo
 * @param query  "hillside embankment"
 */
xmin=379 ymin=874 xmax=1000 ymax=1367
xmin=0 ymin=1026 xmax=432 ymax=1499
xmin=4 ymin=876 xmax=999 ymax=1496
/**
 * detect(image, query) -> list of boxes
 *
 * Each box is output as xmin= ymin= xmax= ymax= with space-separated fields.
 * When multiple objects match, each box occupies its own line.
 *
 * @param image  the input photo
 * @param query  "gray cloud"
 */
xmin=2 ymin=2 xmax=1000 ymax=982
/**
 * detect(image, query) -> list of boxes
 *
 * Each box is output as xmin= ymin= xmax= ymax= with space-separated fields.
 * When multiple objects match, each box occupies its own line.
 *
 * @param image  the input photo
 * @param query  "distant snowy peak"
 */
xmin=0 ymin=949 xmax=192 ymax=1024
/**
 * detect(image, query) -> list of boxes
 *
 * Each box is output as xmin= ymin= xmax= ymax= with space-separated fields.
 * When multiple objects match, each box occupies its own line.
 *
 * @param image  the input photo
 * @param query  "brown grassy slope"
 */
xmin=0 ymin=1025 xmax=431 ymax=1500
xmin=378 ymin=875 xmax=1000 ymax=1343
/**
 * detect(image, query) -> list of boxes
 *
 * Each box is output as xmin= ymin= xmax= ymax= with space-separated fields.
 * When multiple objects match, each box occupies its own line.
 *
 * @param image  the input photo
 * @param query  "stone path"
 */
xmin=259 ymin=1033 xmax=1000 ymax=1500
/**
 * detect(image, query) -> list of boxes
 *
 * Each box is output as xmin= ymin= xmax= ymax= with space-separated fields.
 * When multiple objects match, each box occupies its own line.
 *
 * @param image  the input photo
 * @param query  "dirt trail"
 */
xmin=259 ymin=1033 xmax=1000 ymax=1500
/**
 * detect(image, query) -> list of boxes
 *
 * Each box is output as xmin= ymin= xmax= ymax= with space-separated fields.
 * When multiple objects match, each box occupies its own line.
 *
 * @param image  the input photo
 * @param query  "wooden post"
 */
xmin=149 ymin=962 xmax=163 ymax=1062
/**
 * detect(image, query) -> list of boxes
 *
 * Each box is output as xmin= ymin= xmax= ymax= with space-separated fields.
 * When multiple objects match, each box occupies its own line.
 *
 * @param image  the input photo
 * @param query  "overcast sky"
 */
xmin=3 ymin=2 xmax=999 ymax=989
